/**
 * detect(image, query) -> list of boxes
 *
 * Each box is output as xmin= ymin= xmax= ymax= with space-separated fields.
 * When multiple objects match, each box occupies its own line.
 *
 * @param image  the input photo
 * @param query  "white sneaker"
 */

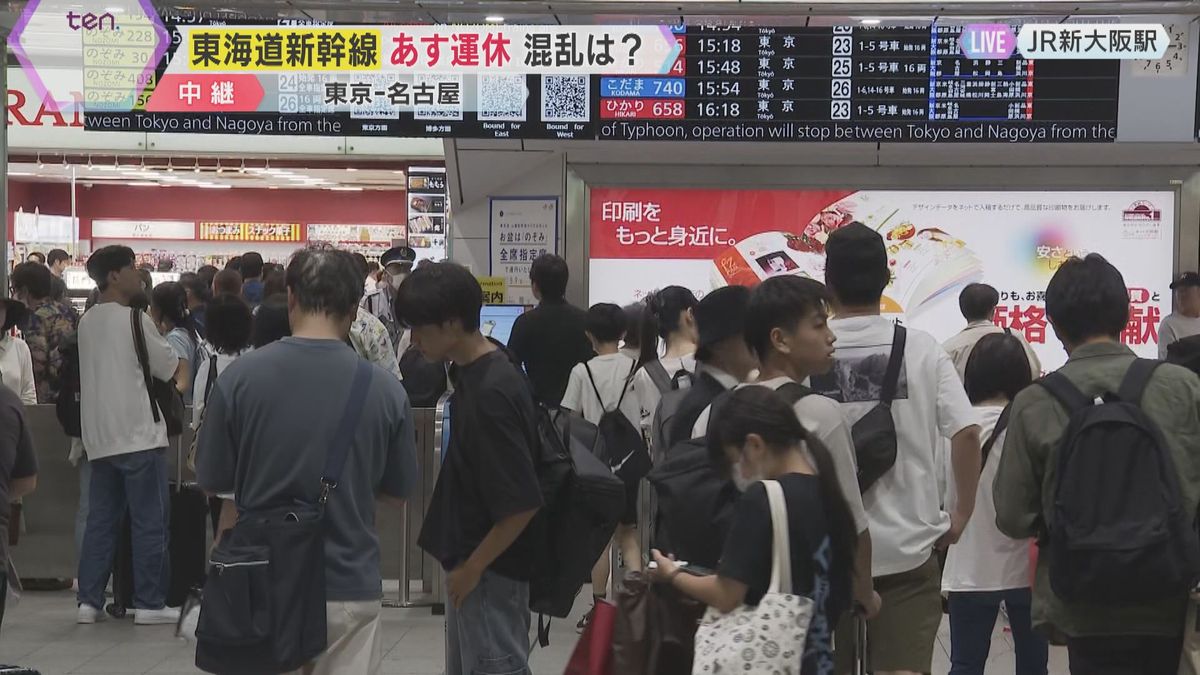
xmin=134 ymin=606 xmax=181 ymax=625
xmin=77 ymin=604 xmax=106 ymax=624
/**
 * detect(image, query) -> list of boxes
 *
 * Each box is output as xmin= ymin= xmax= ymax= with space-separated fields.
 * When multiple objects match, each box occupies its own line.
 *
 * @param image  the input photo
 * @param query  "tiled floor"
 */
xmin=0 ymin=589 xmax=1068 ymax=674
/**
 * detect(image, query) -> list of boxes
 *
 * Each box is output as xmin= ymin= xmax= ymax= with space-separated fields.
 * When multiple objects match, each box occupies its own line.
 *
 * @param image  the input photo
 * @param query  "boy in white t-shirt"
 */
xmin=816 ymin=223 xmax=981 ymax=675
xmin=561 ymin=303 xmax=645 ymax=629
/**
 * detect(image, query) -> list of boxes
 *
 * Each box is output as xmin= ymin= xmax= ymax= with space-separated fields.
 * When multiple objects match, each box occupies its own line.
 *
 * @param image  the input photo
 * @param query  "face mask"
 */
xmin=730 ymin=460 xmax=762 ymax=492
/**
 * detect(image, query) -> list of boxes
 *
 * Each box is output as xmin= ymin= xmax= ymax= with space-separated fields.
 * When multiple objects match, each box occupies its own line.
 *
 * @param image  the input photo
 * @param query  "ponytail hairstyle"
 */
xmin=151 ymin=281 xmax=198 ymax=348
xmin=637 ymin=285 xmax=698 ymax=369
xmin=707 ymin=386 xmax=857 ymax=606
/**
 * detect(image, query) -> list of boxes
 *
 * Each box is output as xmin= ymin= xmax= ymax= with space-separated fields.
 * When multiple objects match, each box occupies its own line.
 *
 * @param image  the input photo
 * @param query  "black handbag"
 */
xmin=130 ymin=308 xmax=185 ymax=437
xmin=194 ymin=359 xmax=374 ymax=675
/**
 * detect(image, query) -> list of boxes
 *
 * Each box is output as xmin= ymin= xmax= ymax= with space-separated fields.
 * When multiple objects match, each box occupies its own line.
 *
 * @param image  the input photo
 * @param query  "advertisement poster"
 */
xmin=589 ymin=188 xmax=1175 ymax=371
xmin=407 ymin=167 xmax=449 ymax=263
xmin=490 ymin=197 xmax=559 ymax=305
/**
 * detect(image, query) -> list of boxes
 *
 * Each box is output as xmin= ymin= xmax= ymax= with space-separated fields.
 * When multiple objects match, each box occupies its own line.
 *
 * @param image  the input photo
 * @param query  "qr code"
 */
xmin=541 ymin=75 xmax=589 ymax=122
xmin=477 ymin=75 xmax=527 ymax=122
xmin=414 ymin=74 xmax=464 ymax=121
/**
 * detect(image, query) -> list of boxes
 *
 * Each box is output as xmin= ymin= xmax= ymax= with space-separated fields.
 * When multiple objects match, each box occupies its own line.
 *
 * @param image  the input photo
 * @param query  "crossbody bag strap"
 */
xmin=319 ymin=359 xmax=374 ymax=504
xmin=645 ymin=359 xmax=671 ymax=393
xmin=202 ymin=351 xmax=220 ymax=406
xmin=879 ymin=325 xmax=907 ymax=406
xmin=762 ymin=479 xmax=793 ymax=594
xmin=980 ymin=403 xmax=1012 ymax=472
xmin=130 ymin=308 xmax=161 ymax=423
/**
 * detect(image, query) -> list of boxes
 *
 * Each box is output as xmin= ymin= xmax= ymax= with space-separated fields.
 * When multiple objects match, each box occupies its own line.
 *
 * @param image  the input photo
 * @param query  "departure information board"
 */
xmin=83 ymin=22 xmax=1122 ymax=142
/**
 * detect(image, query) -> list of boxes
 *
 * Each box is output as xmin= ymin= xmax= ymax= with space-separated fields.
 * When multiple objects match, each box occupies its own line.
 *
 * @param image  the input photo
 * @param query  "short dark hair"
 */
xmin=213 ymin=269 xmax=243 ymax=297
xmin=586 ymin=303 xmax=627 ymax=343
xmin=964 ymin=332 xmax=1034 ymax=404
xmin=263 ymin=269 xmax=287 ymax=298
xmin=196 ymin=265 xmax=219 ymax=289
xmin=284 ymin=245 xmax=364 ymax=320
xmin=27 ymin=251 xmax=45 ymax=264
xmin=47 ymin=248 xmax=70 ymax=266
xmin=351 ymin=252 xmax=370 ymax=279
xmin=205 ymin=294 xmax=253 ymax=355
xmin=394 ymin=262 xmax=482 ymax=331
xmin=86 ymin=245 xmax=135 ymax=291
xmin=179 ymin=272 xmax=211 ymax=305
xmin=251 ymin=293 xmax=291 ymax=348
xmin=151 ymin=281 xmax=198 ymax=344
xmin=745 ymin=276 xmax=832 ymax=361
xmin=241 ymin=252 xmax=264 ymax=279
xmin=226 ymin=256 xmax=242 ymax=273
xmin=10 ymin=261 xmax=53 ymax=300
xmin=824 ymin=222 xmax=890 ymax=307
xmin=530 ymin=254 xmax=568 ymax=301
xmin=1045 ymin=253 xmax=1129 ymax=345
xmin=959 ymin=283 xmax=999 ymax=322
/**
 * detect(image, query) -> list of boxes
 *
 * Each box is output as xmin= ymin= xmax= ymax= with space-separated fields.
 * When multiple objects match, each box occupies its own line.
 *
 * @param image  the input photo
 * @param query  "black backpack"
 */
xmin=398 ymin=346 xmax=448 ymax=408
xmin=1040 ymin=359 xmax=1200 ymax=604
xmin=647 ymin=382 xmax=813 ymax=568
xmin=851 ymin=324 xmax=906 ymax=492
xmin=482 ymin=340 xmax=625 ymax=642
xmin=583 ymin=361 xmax=650 ymax=484
xmin=55 ymin=333 xmax=81 ymax=438
xmin=644 ymin=359 xmax=693 ymax=394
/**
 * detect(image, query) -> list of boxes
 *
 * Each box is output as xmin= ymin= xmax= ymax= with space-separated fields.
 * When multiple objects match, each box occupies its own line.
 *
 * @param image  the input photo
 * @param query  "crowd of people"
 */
xmin=0 ymin=228 xmax=1199 ymax=675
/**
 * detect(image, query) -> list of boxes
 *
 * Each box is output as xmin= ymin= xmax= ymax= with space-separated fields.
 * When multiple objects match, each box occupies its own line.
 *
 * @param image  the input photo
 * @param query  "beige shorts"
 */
xmin=286 ymin=600 xmax=383 ymax=675
xmin=835 ymin=555 xmax=943 ymax=673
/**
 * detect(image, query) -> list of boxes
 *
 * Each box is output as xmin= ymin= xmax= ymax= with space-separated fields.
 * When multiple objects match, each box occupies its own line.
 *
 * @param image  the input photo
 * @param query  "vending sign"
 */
xmin=588 ymin=188 xmax=1175 ymax=371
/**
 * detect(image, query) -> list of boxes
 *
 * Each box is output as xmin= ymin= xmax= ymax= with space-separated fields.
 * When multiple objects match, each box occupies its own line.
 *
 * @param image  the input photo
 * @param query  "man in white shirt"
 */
xmin=942 ymin=283 xmax=1041 ymax=379
xmin=1158 ymin=272 xmax=1200 ymax=359
xmin=816 ymin=223 xmax=981 ymax=675
xmin=76 ymin=245 xmax=186 ymax=626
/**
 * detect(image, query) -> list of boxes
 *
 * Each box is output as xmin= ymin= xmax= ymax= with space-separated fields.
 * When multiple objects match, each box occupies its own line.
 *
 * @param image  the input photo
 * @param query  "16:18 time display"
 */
xmin=693 ymin=101 xmax=743 ymax=118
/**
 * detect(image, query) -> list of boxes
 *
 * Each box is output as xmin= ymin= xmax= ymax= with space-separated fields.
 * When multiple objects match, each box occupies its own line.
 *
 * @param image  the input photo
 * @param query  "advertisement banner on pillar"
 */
xmin=588 ymin=188 xmax=1175 ymax=371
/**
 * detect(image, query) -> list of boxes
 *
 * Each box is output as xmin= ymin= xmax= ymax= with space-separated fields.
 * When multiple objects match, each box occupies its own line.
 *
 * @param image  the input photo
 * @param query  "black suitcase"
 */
xmin=107 ymin=445 xmax=209 ymax=617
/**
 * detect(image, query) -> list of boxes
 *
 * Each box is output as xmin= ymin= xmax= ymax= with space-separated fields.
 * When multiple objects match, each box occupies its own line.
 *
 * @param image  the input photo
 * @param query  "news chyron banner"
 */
xmin=587 ymin=189 xmax=1174 ymax=372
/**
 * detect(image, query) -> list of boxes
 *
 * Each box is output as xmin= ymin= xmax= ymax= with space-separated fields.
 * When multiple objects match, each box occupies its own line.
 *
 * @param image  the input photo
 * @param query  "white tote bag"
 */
xmin=692 ymin=480 xmax=814 ymax=675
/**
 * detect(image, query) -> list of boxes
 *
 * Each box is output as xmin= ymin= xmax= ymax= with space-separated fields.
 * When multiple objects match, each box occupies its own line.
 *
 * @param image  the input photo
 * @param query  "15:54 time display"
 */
xmin=693 ymin=81 xmax=742 ymax=97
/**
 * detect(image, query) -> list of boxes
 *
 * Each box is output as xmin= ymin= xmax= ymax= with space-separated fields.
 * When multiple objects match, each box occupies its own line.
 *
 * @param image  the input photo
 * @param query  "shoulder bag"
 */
xmin=692 ymin=480 xmax=814 ymax=675
xmin=131 ymin=308 xmax=185 ymax=437
xmin=195 ymin=359 xmax=374 ymax=675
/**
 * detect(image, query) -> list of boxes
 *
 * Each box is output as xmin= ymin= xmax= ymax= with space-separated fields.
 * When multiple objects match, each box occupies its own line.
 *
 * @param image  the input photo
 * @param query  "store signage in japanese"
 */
xmin=490 ymin=197 xmax=558 ymax=305
xmin=407 ymin=167 xmax=449 ymax=264
xmin=92 ymin=219 xmax=195 ymax=240
xmin=588 ymin=189 xmax=1174 ymax=372
xmin=198 ymin=221 xmax=301 ymax=242
xmin=478 ymin=276 xmax=508 ymax=305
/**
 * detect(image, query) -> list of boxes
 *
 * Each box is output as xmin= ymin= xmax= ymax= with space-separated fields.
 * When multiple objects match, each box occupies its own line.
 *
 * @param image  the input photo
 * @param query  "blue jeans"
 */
xmin=76 ymin=448 xmax=170 ymax=611
xmin=948 ymin=588 xmax=1048 ymax=675
xmin=444 ymin=570 xmax=531 ymax=675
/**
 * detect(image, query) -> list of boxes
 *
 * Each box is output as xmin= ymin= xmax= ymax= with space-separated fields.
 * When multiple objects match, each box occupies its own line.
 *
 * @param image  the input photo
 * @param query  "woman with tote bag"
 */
xmin=646 ymin=386 xmax=859 ymax=675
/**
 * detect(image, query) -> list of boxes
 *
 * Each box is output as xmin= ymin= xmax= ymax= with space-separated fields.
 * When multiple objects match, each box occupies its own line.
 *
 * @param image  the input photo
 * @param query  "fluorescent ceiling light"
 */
xmin=198 ymin=183 xmax=231 ymax=189
xmin=860 ymin=18 xmax=881 ymax=25
xmin=345 ymin=167 xmax=359 ymax=172
xmin=127 ymin=181 xmax=158 ymax=187
xmin=330 ymin=186 xmax=364 ymax=191
xmin=8 ymin=171 xmax=35 ymax=176
xmin=485 ymin=15 xmax=505 ymax=23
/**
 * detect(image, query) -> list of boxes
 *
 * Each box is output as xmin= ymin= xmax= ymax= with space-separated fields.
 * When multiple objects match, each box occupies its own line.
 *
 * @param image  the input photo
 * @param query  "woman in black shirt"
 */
xmin=647 ymin=386 xmax=859 ymax=675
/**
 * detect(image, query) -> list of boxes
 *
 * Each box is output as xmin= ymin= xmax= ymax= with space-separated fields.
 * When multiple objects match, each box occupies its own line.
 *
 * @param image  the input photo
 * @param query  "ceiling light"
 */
xmin=860 ymin=18 xmax=881 ymax=25
xmin=8 ymin=171 xmax=35 ymax=177
xmin=485 ymin=15 xmax=504 ymax=23
xmin=166 ymin=159 xmax=174 ymax=173
xmin=330 ymin=186 xmax=364 ymax=191
xmin=345 ymin=167 xmax=359 ymax=172
xmin=37 ymin=154 xmax=44 ymax=169
xmin=128 ymin=181 xmax=158 ymax=187
xmin=239 ymin=161 xmax=247 ymax=174
xmin=198 ymin=183 xmax=231 ymax=189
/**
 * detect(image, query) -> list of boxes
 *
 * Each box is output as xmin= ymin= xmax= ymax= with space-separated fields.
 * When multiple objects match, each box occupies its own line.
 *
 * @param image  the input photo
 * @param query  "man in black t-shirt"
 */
xmin=507 ymin=254 xmax=593 ymax=405
xmin=396 ymin=262 xmax=542 ymax=675
xmin=0 ymin=382 xmax=38 ymax=634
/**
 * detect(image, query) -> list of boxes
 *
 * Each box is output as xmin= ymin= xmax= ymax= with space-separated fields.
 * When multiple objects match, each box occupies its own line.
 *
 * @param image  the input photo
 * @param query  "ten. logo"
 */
xmin=66 ymin=11 xmax=117 ymax=31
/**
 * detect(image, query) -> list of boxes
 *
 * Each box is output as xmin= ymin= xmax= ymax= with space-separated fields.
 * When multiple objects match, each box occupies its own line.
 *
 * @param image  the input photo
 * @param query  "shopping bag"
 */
xmin=1179 ymin=594 xmax=1200 ymax=675
xmin=692 ymin=480 xmax=813 ymax=675
xmin=564 ymin=599 xmax=616 ymax=675
xmin=613 ymin=570 xmax=706 ymax=675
